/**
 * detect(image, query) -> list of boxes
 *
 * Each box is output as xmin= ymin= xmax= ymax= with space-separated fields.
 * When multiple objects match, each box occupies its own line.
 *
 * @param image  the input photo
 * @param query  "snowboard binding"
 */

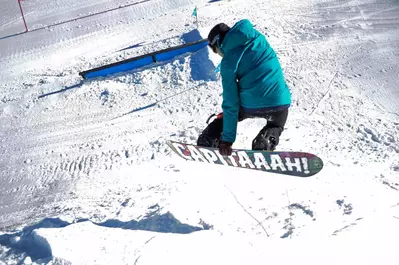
xmin=252 ymin=127 xmax=282 ymax=151
xmin=197 ymin=113 xmax=223 ymax=148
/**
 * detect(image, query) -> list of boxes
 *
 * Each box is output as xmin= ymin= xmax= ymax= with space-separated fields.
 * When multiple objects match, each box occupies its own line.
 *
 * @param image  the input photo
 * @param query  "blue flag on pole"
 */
xmin=192 ymin=7 xmax=197 ymax=17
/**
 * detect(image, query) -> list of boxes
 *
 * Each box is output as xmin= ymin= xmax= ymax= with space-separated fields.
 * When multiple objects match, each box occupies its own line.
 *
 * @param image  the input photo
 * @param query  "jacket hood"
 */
xmin=220 ymin=19 xmax=258 ymax=53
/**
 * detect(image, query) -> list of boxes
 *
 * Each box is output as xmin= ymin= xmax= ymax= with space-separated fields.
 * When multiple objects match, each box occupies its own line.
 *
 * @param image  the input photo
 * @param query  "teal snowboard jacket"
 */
xmin=218 ymin=19 xmax=292 ymax=143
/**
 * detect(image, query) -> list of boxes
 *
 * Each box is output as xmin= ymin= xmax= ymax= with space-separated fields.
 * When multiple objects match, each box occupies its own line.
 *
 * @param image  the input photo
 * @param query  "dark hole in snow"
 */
xmin=100 ymin=90 xmax=109 ymax=98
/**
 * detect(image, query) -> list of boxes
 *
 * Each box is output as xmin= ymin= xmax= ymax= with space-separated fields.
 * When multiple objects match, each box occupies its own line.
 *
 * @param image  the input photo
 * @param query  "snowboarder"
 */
xmin=197 ymin=19 xmax=292 ymax=156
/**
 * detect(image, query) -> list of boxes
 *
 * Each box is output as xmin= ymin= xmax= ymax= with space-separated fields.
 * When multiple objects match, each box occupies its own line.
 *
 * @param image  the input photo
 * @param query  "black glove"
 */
xmin=219 ymin=141 xmax=233 ymax=156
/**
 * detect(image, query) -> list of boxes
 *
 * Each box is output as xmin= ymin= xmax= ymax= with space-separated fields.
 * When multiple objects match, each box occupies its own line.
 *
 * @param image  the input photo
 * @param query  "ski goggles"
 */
xmin=208 ymin=34 xmax=220 ymax=53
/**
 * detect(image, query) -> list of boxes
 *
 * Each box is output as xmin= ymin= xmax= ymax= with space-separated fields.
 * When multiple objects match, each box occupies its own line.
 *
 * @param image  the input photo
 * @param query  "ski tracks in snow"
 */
xmin=0 ymin=51 xmax=213 ymax=227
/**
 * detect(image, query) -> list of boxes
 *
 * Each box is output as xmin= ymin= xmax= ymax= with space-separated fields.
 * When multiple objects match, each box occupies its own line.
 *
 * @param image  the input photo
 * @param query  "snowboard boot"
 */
xmin=252 ymin=127 xmax=282 ymax=151
xmin=197 ymin=113 xmax=223 ymax=148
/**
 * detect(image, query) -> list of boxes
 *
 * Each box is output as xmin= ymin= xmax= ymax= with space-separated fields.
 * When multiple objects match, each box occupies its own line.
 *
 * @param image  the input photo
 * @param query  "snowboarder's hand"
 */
xmin=219 ymin=141 xmax=232 ymax=156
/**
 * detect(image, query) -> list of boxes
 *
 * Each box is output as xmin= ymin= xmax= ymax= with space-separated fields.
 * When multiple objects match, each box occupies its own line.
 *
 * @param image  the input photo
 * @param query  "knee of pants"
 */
xmin=267 ymin=109 xmax=289 ymax=129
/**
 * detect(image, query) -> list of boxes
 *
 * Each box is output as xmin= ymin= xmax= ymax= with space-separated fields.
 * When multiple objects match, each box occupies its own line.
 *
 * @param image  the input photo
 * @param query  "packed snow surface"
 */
xmin=0 ymin=0 xmax=398 ymax=264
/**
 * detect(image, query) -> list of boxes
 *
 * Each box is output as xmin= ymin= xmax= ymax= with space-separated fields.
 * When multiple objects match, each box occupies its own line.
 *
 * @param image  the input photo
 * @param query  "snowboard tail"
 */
xmin=166 ymin=140 xmax=323 ymax=177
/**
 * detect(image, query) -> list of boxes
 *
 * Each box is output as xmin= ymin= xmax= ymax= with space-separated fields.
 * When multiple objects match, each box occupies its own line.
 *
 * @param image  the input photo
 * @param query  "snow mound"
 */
xmin=1 ymin=210 xmax=398 ymax=265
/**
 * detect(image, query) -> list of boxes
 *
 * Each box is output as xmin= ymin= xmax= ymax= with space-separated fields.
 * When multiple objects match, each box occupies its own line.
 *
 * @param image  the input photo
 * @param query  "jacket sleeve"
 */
xmin=220 ymin=58 xmax=240 ymax=143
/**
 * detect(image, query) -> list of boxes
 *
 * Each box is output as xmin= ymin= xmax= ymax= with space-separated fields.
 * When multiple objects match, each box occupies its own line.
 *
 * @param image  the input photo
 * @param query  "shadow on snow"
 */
xmin=0 ymin=212 xmax=209 ymax=262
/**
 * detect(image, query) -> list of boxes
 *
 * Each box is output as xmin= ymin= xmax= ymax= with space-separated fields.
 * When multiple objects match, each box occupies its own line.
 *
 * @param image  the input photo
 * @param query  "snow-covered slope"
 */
xmin=1 ymin=0 xmax=398 ymax=263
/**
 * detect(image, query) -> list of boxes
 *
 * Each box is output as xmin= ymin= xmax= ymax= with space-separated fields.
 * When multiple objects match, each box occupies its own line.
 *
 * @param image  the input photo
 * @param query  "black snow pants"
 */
xmin=197 ymin=106 xmax=289 ymax=151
